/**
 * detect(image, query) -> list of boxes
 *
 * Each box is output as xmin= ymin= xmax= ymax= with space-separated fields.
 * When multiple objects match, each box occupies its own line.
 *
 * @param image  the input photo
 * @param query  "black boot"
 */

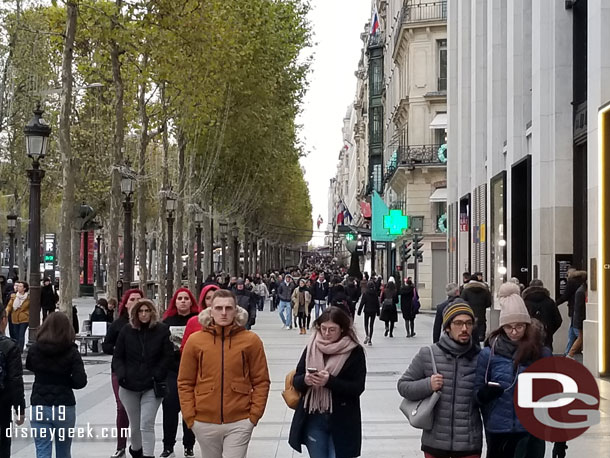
xmin=129 ymin=447 xmax=143 ymax=458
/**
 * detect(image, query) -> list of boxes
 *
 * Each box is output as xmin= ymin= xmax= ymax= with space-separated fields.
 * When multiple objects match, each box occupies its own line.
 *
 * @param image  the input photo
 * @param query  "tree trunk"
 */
xmin=107 ymin=0 xmax=125 ymax=301
xmin=203 ymin=212 xmax=212 ymax=279
xmin=136 ymin=52 xmax=151 ymax=291
xmin=156 ymin=82 xmax=169 ymax=308
xmin=58 ymin=1 xmax=77 ymax=318
xmin=173 ymin=130 xmax=186 ymax=291
xmin=71 ymin=226 xmax=80 ymax=298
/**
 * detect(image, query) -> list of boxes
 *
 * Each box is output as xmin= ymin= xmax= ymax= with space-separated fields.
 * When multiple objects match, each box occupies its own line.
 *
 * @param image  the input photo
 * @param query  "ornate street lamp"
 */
xmin=6 ymin=213 xmax=17 ymax=280
xmin=219 ymin=221 xmax=228 ymax=273
xmin=121 ymin=164 xmax=136 ymax=286
xmin=24 ymin=103 xmax=51 ymax=343
xmin=194 ymin=206 xmax=204 ymax=289
xmin=166 ymin=191 xmax=177 ymax=300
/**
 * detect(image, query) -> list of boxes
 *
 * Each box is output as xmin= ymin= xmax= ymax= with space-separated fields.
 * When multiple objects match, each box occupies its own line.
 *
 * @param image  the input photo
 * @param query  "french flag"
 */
xmin=371 ymin=5 xmax=380 ymax=35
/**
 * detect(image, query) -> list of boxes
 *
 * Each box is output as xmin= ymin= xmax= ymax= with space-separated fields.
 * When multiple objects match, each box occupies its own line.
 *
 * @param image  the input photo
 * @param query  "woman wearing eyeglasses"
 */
xmin=113 ymin=299 xmax=173 ymax=458
xmin=473 ymin=282 xmax=550 ymax=458
xmin=288 ymin=306 xmax=366 ymax=458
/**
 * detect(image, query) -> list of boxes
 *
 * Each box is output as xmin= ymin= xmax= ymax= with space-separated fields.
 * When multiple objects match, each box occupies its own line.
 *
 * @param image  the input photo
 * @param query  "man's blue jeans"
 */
xmin=278 ymin=300 xmax=292 ymax=327
xmin=314 ymin=300 xmax=327 ymax=319
xmin=565 ymin=326 xmax=580 ymax=355
xmin=31 ymin=405 xmax=76 ymax=458
xmin=304 ymin=413 xmax=336 ymax=458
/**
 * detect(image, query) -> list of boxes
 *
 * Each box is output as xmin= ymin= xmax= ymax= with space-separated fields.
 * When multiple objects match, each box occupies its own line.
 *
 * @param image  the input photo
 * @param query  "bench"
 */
xmin=75 ymin=335 xmax=105 ymax=356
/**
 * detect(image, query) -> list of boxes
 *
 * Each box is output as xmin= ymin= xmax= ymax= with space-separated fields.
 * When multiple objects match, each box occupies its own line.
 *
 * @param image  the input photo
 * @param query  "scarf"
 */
xmin=304 ymin=331 xmax=358 ymax=414
xmin=13 ymin=291 xmax=29 ymax=310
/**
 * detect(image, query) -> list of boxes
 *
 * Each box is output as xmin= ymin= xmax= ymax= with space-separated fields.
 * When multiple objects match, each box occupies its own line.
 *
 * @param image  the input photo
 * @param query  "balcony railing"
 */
xmin=368 ymin=31 xmax=385 ymax=49
xmin=384 ymin=143 xmax=447 ymax=184
xmin=394 ymin=1 xmax=448 ymax=48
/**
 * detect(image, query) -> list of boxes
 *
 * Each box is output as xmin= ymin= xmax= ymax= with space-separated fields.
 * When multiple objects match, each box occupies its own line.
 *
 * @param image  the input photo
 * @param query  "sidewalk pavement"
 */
xmin=10 ymin=298 xmax=610 ymax=457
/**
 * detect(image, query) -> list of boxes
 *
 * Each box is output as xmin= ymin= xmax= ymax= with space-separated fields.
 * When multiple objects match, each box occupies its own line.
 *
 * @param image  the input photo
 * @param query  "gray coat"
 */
xmin=397 ymin=333 xmax=482 ymax=455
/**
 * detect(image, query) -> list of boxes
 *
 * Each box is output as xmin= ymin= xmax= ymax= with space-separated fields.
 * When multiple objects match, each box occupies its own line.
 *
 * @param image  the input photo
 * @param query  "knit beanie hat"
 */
xmin=498 ymin=282 xmax=531 ymax=327
xmin=442 ymin=301 xmax=475 ymax=329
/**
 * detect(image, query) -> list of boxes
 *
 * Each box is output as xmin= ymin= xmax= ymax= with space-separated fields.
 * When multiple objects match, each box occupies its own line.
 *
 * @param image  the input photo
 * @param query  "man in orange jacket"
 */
xmin=178 ymin=289 xmax=270 ymax=458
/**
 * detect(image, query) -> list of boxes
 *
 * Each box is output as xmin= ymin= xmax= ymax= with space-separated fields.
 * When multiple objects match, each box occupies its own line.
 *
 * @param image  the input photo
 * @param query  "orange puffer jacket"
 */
xmin=178 ymin=308 xmax=270 ymax=427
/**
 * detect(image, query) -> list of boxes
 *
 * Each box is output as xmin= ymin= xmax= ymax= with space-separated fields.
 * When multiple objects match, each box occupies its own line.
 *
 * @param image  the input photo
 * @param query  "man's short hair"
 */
xmin=212 ymin=289 xmax=237 ymax=306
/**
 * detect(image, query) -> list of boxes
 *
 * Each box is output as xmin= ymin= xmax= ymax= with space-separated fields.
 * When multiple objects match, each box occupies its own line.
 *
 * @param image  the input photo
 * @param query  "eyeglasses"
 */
xmin=451 ymin=320 xmax=474 ymax=329
xmin=138 ymin=309 xmax=152 ymax=314
xmin=502 ymin=323 xmax=526 ymax=333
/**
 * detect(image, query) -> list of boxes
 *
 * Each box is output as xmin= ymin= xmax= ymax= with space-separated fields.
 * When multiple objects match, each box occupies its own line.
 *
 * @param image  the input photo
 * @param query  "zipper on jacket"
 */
xmin=449 ymin=356 xmax=458 ymax=447
xmin=220 ymin=328 xmax=225 ymax=424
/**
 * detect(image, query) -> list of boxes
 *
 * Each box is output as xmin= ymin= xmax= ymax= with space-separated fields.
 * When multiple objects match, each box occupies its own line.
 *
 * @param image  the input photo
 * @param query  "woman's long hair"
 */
xmin=117 ymin=288 xmax=145 ymax=317
xmin=37 ymin=311 xmax=75 ymax=346
xmin=314 ymin=306 xmax=360 ymax=345
xmin=384 ymin=280 xmax=397 ymax=298
xmin=487 ymin=324 xmax=543 ymax=369
xmin=164 ymin=287 xmax=199 ymax=319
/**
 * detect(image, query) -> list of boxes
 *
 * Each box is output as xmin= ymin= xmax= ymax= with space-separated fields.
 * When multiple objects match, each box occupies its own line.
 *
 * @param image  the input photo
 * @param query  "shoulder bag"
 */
xmin=281 ymin=369 xmax=301 ymax=409
xmin=399 ymin=346 xmax=441 ymax=430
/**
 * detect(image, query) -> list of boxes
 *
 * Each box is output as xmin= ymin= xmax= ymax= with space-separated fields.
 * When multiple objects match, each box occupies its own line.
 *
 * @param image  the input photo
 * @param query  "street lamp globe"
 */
xmin=7 ymin=213 xmax=17 ymax=230
xmin=194 ymin=207 xmax=204 ymax=225
xmin=24 ymin=103 xmax=52 ymax=163
xmin=120 ymin=165 xmax=136 ymax=197
xmin=166 ymin=192 xmax=177 ymax=213
xmin=219 ymin=221 xmax=228 ymax=236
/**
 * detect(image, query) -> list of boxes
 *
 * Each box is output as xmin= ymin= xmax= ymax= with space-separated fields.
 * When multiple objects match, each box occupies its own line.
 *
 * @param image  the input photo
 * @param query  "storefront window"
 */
xmin=490 ymin=172 xmax=507 ymax=292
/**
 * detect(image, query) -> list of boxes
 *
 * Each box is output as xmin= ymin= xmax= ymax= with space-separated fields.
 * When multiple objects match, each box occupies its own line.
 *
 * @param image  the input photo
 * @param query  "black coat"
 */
xmin=522 ymin=286 xmax=562 ymax=350
xmin=25 ymin=341 xmax=87 ymax=406
xmin=556 ymin=273 xmax=586 ymax=317
xmin=399 ymin=284 xmax=415 ymax=320
xmin=163 ymin=313 xmax=197 ymax=373
xmin=379 ymin=290 xmax=398 ymax=323
xmin=357 ymin=290 xmax=380 ymax=316
xmin=572 ymin=283 xmax=587 ymax=330
xmin=102 ymin=314 xmax=129 ymax=356
xmin=90 ymin=305 xmax=109 ymax=323
xmin=40 ymin=284 xmax=58 ymax=311
xmin=460 ymin=281 xmax=492 ymax=321
xmin=432 ymin=296 xmax=457 ymax=343
xmin=0 ymin=335 xmax=25 ymax=413
xmin=112 ymin=322 xmax=173 ymax=392
xmin=289 ymin=345 xmax=366 ymax=458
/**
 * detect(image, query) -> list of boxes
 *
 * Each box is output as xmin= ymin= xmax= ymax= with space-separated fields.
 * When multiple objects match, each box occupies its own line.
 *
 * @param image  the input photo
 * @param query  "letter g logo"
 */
xmin=514 ymin=357 xmax=600 ymax=442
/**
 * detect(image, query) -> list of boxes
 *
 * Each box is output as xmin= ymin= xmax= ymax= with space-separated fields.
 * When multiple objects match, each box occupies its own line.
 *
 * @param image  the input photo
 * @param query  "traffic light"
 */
xmin=44 ymin=254 xmax=54 ymax=262
xmin=413 ymin=233 xmax=424 ymax=262
xmin=355 ymin=236 xmax=364 ymax=255
xmin=345 ymin=232 xmax=355 ymax=242
xmin=400 ymin=240 xmax=412 ymax=263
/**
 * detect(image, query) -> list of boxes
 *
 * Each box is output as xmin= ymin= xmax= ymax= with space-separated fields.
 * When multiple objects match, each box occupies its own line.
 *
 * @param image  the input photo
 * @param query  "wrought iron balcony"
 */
xmin=368 ymin=31 xmax=385 ymax=49
xmin=394 ymin=1 xmax=448 ymax=49
xmin=384 ymin=143 xmax=447 ymax=184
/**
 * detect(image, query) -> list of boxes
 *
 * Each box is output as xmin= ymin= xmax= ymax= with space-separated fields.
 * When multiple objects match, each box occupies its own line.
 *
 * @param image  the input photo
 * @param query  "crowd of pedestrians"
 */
xmin=0 ymin=260 xmax=591 ymax=458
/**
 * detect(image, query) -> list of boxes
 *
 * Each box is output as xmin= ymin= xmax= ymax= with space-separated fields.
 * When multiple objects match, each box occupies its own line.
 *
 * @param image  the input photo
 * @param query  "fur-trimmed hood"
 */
xmin=197 ymin=305 xmax=249 ymax=329
xmin=522 ymin=285 xmax=550 ymax=300
xmin=129 ymin=300 xmax=160 ymax=329
xmin=463 ymin=280 xmax=489 ymax=291
xmin=568 ymin=270 xmax=587 ymax=281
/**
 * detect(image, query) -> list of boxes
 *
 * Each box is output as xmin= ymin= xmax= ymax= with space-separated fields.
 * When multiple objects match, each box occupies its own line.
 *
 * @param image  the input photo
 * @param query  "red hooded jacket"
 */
xmin=180 ymin=284 xmax=219 ymax=352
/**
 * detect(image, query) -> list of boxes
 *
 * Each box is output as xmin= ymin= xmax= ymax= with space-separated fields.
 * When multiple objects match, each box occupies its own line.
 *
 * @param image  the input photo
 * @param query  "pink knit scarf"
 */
xmin=304 ymin=331 xmax=359 ymax=414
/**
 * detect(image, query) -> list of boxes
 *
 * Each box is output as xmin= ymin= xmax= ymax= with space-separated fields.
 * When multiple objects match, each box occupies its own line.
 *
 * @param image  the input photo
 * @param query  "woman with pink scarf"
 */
xmin=288 ymin=306 xmax=366 ymax=458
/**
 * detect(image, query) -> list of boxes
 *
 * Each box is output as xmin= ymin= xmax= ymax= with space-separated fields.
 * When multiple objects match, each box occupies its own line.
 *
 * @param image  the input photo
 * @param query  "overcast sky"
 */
xmin=298 ymin=0 xmax=371 ymax=246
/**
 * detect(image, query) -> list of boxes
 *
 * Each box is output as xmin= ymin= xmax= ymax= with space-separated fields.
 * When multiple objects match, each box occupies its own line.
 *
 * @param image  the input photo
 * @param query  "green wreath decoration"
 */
xmin=437 ymin=144 xmax=447 ymax=163
xmin=437 ymin=213 xmax=448 ymax=233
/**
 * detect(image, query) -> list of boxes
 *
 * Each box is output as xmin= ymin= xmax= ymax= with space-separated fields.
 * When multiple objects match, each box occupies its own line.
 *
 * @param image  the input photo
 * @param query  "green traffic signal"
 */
xmin=345 ymin=233 xmax=355 ymax=241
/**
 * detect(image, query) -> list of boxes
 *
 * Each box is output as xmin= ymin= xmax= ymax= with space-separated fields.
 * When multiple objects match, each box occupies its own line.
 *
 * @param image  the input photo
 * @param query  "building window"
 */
xmin=370 ymin=106 xmax=383 ymax=145
xmin=370 ymin=57 xmax=383 ymax=96
xmin=437 ymin=39 xmax=447 ymax=92
xmin=490 ymin=172 xmax=507 ymax=292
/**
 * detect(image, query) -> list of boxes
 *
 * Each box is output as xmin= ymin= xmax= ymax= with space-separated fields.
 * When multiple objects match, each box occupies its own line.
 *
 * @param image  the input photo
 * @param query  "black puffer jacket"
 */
xmin=0 ymin=335 xmax=25 ymax=413
xmin=460 ymin=281 xmax=492 ymax=321
xmin=357 ymin=290 xmax=380 ymax=316
xmin=522 ymin=286 xmax=562 ymax=349
xmin=556 ymin=271 xmax=587 ymax=317
xmin=102 ymin=314 xmax=129 ymax=356
xmin=113 ymin=322 xmax=173 ymax=392
xmin=400 ymin=284 xmax=416 ymax=320
xmin=25 ymin=341 xmax=87 ymax=406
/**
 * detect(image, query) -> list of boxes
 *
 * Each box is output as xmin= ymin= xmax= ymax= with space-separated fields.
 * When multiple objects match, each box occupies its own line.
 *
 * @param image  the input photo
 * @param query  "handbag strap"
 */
xmin=428 ymin=346 xmax=437 ymax=373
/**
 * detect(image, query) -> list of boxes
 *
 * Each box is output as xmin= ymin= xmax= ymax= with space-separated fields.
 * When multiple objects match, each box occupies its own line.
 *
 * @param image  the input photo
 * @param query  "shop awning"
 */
xmin=429 ymin=112 xmax=447 ymax=129
xmin=429 ymin=187 xmax=447 ymax=202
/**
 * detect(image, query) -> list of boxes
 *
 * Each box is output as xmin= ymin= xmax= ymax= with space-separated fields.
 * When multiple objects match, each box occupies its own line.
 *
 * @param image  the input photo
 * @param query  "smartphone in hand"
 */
xmin=307 ymin=367 xmax=318 ymax=374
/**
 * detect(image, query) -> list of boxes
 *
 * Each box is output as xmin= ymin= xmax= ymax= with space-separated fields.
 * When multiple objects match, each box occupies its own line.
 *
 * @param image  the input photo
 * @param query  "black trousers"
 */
xmin=364 ymin=313 xmax=376 ymax=340
xmin=297 ymin=312 xmax=306 ymax=329
xmin=162 ymin=371 xmax=195 ymax=450
xmin=384 ymin=320 xmax=395 ymax=336
xmin=0 ymin=405 xmax=11 ymax=458
xmin=404 ymin=318 xmax=415 ymax=335
xmin=486 ymin=432 xmax=545 ymax=458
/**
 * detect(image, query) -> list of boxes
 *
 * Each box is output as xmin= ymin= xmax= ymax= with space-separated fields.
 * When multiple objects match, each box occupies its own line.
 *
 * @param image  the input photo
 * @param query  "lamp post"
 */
xmin=24 ymin=104 xmax=51 ymax=343
xmin=96 ymin=233 xmax=103 ymax=291
xmin=231 ymin=223 xmax=239 ymax=276
xmin=219 ymin=221 xmax=228 ymax=273
xmin=166 ymin=192 xmax=177 ymax=300
xmin=7 ymin=213 xmax=17 ymax=280
xmin=194 ymin=207 xmax=204 ymax=290
xmin=120 ymin=165 xmax=135 ymax=287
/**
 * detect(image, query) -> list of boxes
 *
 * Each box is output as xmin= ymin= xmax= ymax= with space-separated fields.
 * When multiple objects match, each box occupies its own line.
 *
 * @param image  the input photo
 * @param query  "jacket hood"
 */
xmin=197 ymin=304 xmax=249 ymax=328
xmin=522 ymin=285 xmax=550 ymax=300
xmin=129 ymin=300 xmax=160 ymax=328
xmin=463 ymin=280 xmax=489 ymax=292
xmin=34 ymin=340 xmax=75 ymax=355
xmin=569 ymin=270 xmax=587 ymax=281
xmin=164 ymin=287 xmax=199 ymax=319
xmin=198 ymin=284 xmax=220 ymax=309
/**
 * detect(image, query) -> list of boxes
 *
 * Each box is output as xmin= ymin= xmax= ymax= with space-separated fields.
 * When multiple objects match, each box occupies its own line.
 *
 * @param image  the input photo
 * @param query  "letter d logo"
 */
xmin=517 ymin=372 xmax=578 ymax=408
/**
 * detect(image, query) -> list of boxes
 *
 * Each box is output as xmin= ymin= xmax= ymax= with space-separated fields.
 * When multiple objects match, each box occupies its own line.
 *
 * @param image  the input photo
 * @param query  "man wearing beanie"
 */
xmin=398 ymin=301 xmax=482 ymax=458
xmin=474 ymin=282 xmax=551 ymax=458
